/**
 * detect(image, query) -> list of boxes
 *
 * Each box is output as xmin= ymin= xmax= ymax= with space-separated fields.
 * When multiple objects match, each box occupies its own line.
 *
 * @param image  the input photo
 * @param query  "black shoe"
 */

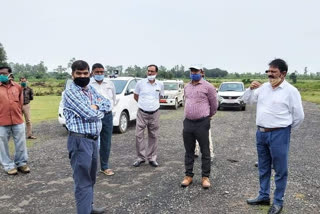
xmin=247 ymin=197 xmax=270 ymax=205
xmin=149 ymin=161 xmax=159 ymax=167
xmin=133 ymin=160 xmax=145 ymax=167
xmin=254 ymin=162 xmax=258 ymax=167
xmin=91 ymin=207 xmax=106 ymax=214
xmin=268 ymin=204 xmax=283 ymax=214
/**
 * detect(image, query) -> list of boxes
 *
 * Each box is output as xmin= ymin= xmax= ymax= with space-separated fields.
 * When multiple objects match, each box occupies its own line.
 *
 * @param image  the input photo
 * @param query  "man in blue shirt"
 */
xmin=63 ymin=60 xmax=111 ymax=214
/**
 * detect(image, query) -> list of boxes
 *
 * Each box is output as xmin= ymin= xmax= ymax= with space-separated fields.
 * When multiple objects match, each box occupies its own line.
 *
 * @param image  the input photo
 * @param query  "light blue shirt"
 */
xmin=134 ymin=78 xmax=164 ymax=111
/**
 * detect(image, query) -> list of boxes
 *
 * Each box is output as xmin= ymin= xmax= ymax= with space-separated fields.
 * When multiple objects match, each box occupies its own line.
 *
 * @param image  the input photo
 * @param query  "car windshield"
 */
xmin=219 ymin=83 xmax=244 ymax=92
xmin=164 ymin=83 xmax=179 ymax=90
xmin=110 ymin=80 xmax=128 ymax=94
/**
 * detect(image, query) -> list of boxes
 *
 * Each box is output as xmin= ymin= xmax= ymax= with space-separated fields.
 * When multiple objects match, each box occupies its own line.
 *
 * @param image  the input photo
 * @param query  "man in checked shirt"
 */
xmin=63 ymin=60 xmax=111 ymax=214
xmin=181 ymin=65 xmax=218 ymax=189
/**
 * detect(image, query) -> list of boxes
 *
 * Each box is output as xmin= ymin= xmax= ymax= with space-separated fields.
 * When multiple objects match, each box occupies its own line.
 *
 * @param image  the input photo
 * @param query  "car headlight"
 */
xmin=237 ymin=96 xmax=243 ymax=100
xmin=218 ymin=95 xmax=223 ymax=101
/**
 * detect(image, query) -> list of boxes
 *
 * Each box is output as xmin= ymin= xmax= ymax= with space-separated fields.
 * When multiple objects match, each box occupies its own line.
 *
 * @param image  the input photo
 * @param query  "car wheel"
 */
xmin=116 ymin=111 xmax=128 ymax=133
xmin=242 ymin=105 xmax=246 ymax=111
xmin=180 ymin=97 xmax=185 ymax=107
xmin=174 ymin=99 xmax=179 ymax=110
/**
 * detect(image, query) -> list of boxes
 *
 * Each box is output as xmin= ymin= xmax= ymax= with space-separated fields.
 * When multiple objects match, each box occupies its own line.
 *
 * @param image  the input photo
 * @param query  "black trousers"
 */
xmin=183 ymin=117 xmax=211 ymax=177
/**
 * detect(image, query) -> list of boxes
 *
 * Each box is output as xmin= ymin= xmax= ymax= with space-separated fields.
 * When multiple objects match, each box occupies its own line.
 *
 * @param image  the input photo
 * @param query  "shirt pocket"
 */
xmin=196 ymin=88 xmax=208 ymax=100
xmin=11 ymin=90 xmax=20 ymax=102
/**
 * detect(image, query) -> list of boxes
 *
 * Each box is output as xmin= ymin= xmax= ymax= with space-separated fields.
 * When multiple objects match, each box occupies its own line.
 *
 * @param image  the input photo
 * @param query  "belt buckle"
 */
xmin=93 ymin=135 xmax=98 ymax=140
xmin=260 ymin=127 xmax=265 ymax=132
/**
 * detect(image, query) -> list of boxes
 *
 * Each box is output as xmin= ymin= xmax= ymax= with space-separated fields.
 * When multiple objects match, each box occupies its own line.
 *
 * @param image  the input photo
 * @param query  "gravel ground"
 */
xmin=0 ymin=102 xmax=319 ymax=214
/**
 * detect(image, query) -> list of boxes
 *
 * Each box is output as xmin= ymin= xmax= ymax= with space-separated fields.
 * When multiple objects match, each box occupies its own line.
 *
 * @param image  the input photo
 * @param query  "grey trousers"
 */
xmin=135 ymin=109 xmax=160 ymax=162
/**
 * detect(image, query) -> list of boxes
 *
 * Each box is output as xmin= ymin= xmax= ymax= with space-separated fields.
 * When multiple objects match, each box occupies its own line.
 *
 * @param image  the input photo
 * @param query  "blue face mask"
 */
xmin=94 ymin=74 xmax=104 ymax=81
xmin=190 ymin=74 xmax=201 ymax=81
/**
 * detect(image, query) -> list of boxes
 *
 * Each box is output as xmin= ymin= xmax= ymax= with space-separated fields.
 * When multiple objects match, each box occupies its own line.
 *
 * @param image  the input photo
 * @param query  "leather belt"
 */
xmin=186 ymin=116 xmax=209 ymax=122
xmin=257 ymin=126 xmax=282 ymax=132
xmin=69 ymin=132 xmax=99 ymax=140
xmin=139 ymin=108 xmax=159 ymax=114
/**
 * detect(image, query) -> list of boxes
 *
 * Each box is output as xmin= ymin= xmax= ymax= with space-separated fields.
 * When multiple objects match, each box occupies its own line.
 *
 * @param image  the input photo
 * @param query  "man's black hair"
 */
xmin=20 ymin=77 xmax=27 ymax=81
xmin=147 ymin=64 xmax=158 ymax=72
xmin=0 ymin=66 xmax=12 ymax=73
xmin=269 ymin=58 xmax=288 ymax=73
xmin=92 ymin=63 xmax=104 ymax=71
xmin=71 ymin=60 xmax=90 ymax=73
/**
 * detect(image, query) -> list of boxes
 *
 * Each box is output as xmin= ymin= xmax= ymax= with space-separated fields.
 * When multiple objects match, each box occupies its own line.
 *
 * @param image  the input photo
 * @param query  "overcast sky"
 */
xmin=1 ymin=0 xmax=319 ymax=74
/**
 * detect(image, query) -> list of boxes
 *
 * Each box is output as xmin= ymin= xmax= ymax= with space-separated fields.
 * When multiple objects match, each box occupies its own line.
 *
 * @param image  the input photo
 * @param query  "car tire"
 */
xmin=115 ymin=111 xmax=129 ymax=133
xmin=174 ymin=99 xmax=179 ymax=110
xmin=242 ymin=105 xmax=246 ymax=111
xmin=180 ymin=97 xmax=185 ymax=107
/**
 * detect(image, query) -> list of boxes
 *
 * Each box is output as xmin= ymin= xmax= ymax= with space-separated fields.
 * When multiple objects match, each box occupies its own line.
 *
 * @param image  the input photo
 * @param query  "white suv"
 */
xmin=217 ymin=82 xmax=246 ymax=111
xmin=160 ymin=80 xmax=184 ymax=109
xmin=58 ymin=77 xmax=141 ymax=133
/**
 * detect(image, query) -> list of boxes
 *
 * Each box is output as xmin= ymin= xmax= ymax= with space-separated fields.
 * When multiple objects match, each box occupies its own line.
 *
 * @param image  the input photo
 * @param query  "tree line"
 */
xmin=1 ymin=42 xmax=319 ymax=81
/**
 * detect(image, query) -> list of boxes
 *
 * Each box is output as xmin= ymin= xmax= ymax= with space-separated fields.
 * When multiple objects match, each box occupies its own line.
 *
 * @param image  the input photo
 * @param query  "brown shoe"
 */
xmin=7 ymin=168 xmax=18 ymax=175
xmin=202 ymin=177 xmax=211 ymax=189
xmin=18 ymin=165 xmax=30 ymax=173
xmin=181 ymin=176 xmax=193 ymax=187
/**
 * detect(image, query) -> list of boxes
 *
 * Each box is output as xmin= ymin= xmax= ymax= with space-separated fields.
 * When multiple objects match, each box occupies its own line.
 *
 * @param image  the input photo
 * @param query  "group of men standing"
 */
xmin=0 ymin=66 xmax=36 ymax=176
xmin=1 ymin=57 xmax=305 ymax=214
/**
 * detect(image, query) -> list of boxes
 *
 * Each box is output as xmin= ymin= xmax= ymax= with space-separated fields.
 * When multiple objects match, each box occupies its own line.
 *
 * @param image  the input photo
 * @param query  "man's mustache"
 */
xmin=268 ymin=76 xmax=275 ymax=79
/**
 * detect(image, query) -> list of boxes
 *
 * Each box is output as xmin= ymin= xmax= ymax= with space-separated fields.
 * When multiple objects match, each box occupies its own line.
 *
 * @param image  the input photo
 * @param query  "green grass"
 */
xmin=30 ymin=96 xmax=61 ymax=123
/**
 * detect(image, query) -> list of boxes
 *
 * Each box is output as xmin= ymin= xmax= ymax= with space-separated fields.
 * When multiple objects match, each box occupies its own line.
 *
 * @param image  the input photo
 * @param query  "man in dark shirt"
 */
xmin=20 ymin=77 xmax=36 ymax=139
xmin=0 ymin=66 xmax=30 ymax=175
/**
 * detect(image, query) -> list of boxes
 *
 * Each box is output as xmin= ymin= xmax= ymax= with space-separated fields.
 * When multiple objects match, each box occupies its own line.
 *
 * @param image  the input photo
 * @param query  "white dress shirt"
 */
xmin=90 ymin=78 xmax=116 ymax=110
xmin=134 ymin=78 xmax=164 ymax=111
xmin=243 ymin=80 xmax=304 ymax=128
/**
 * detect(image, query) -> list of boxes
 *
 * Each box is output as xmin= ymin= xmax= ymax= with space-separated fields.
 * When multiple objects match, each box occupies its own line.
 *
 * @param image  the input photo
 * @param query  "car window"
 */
xmin=110 ymin=80 xmax=128 ymax=94
xmin=164 ymin=83 xmax=179 ymax=90
xmin=126 ymin=80 xmax=137 ymax=93
xmin=219 ymin=83 xmax=244 ymax=92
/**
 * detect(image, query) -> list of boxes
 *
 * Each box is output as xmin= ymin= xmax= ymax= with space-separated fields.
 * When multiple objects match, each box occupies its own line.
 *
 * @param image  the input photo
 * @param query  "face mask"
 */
xmin=147 ymin=75 xmax=156 ymax=81
xmin=269 ymin=77 xmax=282 ymax=87
xmin=21 ymin=82 xmax=27 ymax=87
xmin=190 ymin=74 xmax=201 ymax=81
xmin=0 ymin=75 xmax=9 ymax=83
xmin=74 ymin=77 xmax=90 ymax=87
xmin=94 ymin=74 xmax=104 ymax=81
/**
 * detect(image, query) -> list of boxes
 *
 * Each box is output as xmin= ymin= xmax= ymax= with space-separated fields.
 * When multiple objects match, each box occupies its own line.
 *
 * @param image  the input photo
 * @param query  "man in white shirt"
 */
xmin=133 ymin=64 xmax=164 ymax=167
xmin=244 ymin=59 xmax=304 ymax=214
xmin=90 ymin=63 xmax=116 ymax=176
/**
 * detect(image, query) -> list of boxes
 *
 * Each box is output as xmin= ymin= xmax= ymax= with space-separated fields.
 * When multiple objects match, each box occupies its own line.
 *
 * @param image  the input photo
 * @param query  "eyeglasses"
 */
xmin=147 ymin=70 xmax=156 ymax=72
xmin=265 ymin=70 xmax=278 ymax=74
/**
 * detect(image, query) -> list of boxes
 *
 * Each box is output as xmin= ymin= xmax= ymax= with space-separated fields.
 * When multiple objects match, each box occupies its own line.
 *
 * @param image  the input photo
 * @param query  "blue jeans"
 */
xmin=256 ymin=126 xmax=291 ymax=206
xmin=67 ymin=134 xmax=98 ymax=214
xmin=0 ymin=124 xmax=28 ymax=171
xmin=99 ymin=112 xmax=113 ymax=170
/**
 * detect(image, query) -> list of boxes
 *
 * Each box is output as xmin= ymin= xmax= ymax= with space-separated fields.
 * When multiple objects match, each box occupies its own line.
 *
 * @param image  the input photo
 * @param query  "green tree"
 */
xmin=0 ymin=43 xmax=8 ymax=67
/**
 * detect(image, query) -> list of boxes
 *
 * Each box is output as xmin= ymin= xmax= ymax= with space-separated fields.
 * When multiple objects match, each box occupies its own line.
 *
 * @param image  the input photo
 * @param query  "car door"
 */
xmin=125 ymin=79 xmax=139 ymax=120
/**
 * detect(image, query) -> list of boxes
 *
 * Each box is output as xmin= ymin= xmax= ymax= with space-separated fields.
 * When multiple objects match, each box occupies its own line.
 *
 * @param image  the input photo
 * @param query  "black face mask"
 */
xmin=74 ymin=77 xmax=90 ymax=87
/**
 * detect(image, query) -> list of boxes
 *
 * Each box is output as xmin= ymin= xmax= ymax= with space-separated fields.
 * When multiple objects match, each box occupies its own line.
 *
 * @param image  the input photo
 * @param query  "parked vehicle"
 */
xmin=217 ymin=82 xmax=246 ymax=111
xmin=58 ymin=77 xmax=141 ymax=133
xmin=160 ymin=80 xmax=184 ymax=109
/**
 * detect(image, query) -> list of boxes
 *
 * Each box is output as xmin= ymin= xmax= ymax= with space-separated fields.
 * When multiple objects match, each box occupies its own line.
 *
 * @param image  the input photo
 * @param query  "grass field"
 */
xmin=30 ymin=96 xmax=61 ymax=124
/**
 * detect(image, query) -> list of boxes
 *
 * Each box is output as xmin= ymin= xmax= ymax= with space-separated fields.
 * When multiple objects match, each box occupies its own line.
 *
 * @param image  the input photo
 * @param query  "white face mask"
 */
xmin=147 ymin=75 xmax=156 ymax=81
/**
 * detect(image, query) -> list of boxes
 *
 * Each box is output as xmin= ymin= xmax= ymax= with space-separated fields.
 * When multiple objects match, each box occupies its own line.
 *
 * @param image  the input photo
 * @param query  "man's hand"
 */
xmin=91 ymin=105 xmax=98 ymax=110
xmin=250 ymin=81 xmax=262 ymax=90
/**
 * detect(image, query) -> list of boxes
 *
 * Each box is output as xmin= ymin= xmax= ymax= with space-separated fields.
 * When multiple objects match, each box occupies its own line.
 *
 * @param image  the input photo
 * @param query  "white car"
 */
xmin=58 ymin=77 xmax=141 ymax=133
xmin=217 ymin=82 xmax=246 ymax=111
xmin=160 ymin=80 xmax=184 ymax=109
